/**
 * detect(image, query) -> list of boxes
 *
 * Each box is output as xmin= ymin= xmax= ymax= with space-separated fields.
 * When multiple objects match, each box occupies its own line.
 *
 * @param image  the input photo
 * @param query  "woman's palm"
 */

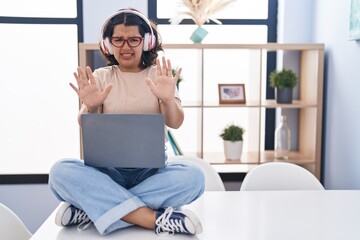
xmin=70 ymin=66 xmax=112 ymax=111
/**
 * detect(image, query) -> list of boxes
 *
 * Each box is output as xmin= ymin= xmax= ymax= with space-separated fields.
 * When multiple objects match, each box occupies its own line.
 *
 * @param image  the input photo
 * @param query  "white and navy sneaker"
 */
xmin=55 ymin=202 xmax=92 ymax=231
xmin=155 ymin=207 xmax=202 ymax=235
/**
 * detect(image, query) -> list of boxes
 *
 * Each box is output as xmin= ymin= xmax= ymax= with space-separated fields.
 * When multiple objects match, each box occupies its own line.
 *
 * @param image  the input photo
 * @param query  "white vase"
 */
xmin=223 ymin=140 xmax=243 ymax=160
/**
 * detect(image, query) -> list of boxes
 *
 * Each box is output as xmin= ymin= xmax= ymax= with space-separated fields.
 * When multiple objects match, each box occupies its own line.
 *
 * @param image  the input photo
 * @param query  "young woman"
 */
xmin=48 ymin=9 xmax=205 ymax=236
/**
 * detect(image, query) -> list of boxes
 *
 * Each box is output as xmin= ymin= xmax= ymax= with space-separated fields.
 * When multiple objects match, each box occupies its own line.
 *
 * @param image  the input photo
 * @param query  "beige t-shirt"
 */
xmin=79 ymin=65 xmax=180 ymax=115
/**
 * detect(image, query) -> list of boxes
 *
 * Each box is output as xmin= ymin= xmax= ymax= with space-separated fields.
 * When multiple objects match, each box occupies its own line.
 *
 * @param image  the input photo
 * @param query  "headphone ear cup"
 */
xmin=149 ymin=34 xmax=156 ymax=51
xmin=143 ymin=33 xmax=150 ymax=51
xmin=101 ymin=38 xmax=113 ymax=55
xmin=143 ymin=33 xmax=156 ymax=51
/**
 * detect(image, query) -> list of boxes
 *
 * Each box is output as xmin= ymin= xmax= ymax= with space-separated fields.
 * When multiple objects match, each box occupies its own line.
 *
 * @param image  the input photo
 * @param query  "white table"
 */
xmin=31 ymin=190 xmax=360 ymax=240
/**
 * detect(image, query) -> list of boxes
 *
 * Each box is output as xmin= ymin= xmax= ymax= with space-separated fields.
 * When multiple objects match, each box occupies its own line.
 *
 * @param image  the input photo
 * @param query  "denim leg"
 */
xmin=49 ymin=159 xmax=205 ymax=235
xmin=48 ymin=159 xmax=146 ymax=235
xmin=129 ymin=161 xmax=205 ymax=210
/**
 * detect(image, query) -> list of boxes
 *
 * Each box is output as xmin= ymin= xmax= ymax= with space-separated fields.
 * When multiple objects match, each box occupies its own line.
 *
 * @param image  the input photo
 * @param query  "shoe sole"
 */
xmin=182 ymin=209 xmax=203 ymax=235
xmin=55 ymin=202 xmax=71 ymax=226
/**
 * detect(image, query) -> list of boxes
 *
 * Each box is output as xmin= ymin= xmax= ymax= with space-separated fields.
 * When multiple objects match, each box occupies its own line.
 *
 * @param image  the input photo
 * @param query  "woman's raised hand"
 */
xmin=146 ymin=57 xmax=182 ymax=103
xmin=70 ymin=66 xmax=112 ymax=112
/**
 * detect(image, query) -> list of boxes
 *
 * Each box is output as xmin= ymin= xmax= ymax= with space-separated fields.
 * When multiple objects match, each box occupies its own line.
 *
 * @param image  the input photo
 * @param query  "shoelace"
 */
xmin=155 ymin=207 xmax=187 ymax=235
xmin=70 ymin=208 xmax=92 ymax=231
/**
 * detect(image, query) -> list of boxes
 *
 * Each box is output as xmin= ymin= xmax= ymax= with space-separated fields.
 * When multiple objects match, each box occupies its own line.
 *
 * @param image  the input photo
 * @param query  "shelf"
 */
xmin=188 ymin=100 xmax=318 ymax=108
xmin=210 ymin=164 xmax=257 ymax=174
xmin=261 ymin=100 xmax=317 ymax=108
xmin=161 ymin=43 xmax=325 ymax=51
xmin=205 ymin=151 xmax=259 ymax=164
xmin=201 ymin=101 xmax=261 ymax=108
xmin=260 ymin=151 xmax=315 ymax=165
xmin=79 ymin=43 xmax=324 ymax=180
xmin=204 ymin=151 xmax=314 ymax=165
xmin=202 ymin=150 xmax=315 ymax=174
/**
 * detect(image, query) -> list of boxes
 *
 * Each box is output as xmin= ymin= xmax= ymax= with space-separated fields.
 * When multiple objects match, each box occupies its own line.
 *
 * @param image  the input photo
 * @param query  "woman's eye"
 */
xmin=129 ymin=38 xmax=139 ymax=43
xmin=114 ymin=38 xmax=124 ymax=43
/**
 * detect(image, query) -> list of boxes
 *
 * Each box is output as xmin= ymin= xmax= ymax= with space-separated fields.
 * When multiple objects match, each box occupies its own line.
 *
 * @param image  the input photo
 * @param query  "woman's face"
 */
xmin=111 ymin=24 xmax=143 ymax=72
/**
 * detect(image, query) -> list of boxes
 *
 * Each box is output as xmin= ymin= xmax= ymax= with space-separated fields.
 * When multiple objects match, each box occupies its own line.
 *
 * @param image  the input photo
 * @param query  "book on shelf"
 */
xmin=167 ymin=129 xmax=183 ymax=155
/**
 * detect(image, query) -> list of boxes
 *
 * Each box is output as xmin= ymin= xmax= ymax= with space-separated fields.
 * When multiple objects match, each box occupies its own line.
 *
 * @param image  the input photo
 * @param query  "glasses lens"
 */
xmin=110 ymin=37 xmax=142 ymax=48
xmin=128 ymin=37 xmax=142 ymax=47
xmin=110 ymin=37 xmax=124 ymax=47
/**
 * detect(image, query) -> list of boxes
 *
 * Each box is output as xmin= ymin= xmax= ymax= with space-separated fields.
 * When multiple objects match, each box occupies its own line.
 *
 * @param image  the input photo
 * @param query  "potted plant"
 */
xmin=220 ymin=124 xmax=245 ymax=160
xmin=169 ymin=0 xmax=236 ymax=43
xmin=172 ymin=67 xmax=183 ymax=90
xmin=269 ymin=69 xmax=298 ymax=104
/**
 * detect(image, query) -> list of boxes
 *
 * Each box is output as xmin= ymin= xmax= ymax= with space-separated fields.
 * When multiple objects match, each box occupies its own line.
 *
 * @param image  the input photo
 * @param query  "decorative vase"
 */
xmin=223 ymin=140 xmax=243 ymax=160
xmin=276 ymin=87 xmax=293 ymax=104
xmin=190 ymin=26 xmax=208 ymax=43
xmin=274 ymin=115 xmax=291 ymax=159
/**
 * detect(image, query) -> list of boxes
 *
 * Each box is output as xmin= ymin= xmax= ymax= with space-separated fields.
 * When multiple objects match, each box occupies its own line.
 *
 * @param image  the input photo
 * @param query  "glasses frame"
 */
xmin=109 ymin=36 xmax=143 ymax=48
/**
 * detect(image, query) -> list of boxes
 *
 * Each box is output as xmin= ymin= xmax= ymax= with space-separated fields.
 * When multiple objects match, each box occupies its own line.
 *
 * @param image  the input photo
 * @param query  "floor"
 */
xmin=224 ymin=181 xmax=242 ymax=191
xmin=221 ymin=173 xmax=245 ymax=191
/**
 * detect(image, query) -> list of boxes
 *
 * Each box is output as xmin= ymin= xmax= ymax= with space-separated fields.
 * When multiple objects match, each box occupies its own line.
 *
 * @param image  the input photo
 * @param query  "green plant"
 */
xmin=172 ymin=67 xmax=183 ymax=85
xmin=220 ymin=124 xmax=245 ymax=142
xmin=269 ymin=69 xmax=298 ymax=90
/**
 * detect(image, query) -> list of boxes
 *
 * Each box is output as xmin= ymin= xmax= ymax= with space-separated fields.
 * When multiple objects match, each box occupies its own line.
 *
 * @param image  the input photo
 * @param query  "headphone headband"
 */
xmin=101 ymin=9 xmax=155 ymax=42
xmin=100 ymin=9 xmax=156 ymax=54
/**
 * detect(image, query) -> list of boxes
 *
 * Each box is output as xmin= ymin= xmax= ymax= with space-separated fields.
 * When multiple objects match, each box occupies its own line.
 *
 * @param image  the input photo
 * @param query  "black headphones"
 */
xmin=100 ymin=9 xmax=156 ymax=55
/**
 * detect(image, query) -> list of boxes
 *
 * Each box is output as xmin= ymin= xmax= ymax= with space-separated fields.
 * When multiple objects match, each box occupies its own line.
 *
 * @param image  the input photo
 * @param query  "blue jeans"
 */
xmin=48 ymin=158 xmax=205 ymax=235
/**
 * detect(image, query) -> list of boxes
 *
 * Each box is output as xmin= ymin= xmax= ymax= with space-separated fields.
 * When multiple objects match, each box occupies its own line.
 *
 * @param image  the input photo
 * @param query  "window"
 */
xmin=0 ymin=0 xmax=83 ymax=183
xmin=148 ymin=0 xmax=277 ymax=155
xmin=149 ymin=0 xmax=277 ymax=43
xmin=0 ymin=0 xmax=77 ymax=18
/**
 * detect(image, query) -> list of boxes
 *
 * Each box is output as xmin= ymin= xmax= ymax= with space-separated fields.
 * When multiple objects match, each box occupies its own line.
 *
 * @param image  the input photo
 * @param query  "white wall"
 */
xmin=313 ymin=0 xmax=360 ymax=189
xmin=277 ymin=0 xmax=314 ymax=43
xmin=83 ymin=0 xmax=148 ymax=43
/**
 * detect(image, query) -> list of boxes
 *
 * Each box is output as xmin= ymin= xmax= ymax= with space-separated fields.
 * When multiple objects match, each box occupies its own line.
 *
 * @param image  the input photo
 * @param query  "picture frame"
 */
xmin=349 ymin=0 xmax=360 ymax=40
xmin=218 ymin=84 xmax=246 ymax=104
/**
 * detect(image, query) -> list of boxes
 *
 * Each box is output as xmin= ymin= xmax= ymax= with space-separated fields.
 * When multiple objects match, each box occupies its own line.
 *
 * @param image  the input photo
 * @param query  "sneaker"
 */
xmin=55 ymin=202 xmax=92 ymax=231
xmin=155 ymin=207 xmax=202 ymax=235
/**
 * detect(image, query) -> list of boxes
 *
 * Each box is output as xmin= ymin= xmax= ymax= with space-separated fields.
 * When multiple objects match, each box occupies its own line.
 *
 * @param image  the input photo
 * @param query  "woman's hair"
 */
xmin=99 ymin=10 xmax=163 ymax=69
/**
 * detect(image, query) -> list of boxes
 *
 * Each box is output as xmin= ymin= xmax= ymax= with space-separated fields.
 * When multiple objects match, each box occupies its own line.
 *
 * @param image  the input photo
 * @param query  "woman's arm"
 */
xmin=146 ymin=57 xmax=184 ymax=128
xmin=77 ymin=103 xmax=101 ymax=126
xmin=159 ymin=97 xmax=184 ymax=129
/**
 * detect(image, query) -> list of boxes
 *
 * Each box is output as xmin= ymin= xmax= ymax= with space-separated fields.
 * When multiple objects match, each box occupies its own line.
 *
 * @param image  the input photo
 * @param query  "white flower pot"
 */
xmin=224 ymin=140 xmax=243 ymax=161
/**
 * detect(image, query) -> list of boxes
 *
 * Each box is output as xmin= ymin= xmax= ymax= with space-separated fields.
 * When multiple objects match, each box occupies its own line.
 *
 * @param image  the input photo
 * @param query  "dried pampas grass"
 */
xmin=169 ymin=0 xmax=236 ymax=26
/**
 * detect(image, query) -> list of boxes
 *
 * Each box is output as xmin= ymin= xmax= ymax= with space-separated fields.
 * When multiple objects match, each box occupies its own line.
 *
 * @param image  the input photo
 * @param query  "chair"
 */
xmin=240 ymin=162 xmax=324 ymax=191
xmin=168 ymin=155 xmax=226 ymax=191
xmin=0 ymin=202 xmax=32 ymax=240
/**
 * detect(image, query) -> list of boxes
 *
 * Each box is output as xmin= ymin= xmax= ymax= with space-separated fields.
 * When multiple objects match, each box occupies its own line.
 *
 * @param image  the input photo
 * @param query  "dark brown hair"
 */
xmin=99 ymin=9 xmax=163 ymax=69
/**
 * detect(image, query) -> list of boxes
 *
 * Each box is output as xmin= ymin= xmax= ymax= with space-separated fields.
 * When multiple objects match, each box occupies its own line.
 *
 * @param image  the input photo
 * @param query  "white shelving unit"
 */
xmin=79 ymin=43 xmax=324 ymax=179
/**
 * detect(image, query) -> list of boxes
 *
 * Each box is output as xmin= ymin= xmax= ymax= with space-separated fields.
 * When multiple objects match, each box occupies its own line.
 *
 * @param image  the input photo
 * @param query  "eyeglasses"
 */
xmin=109 ymin=36 xmax=143 ymax=48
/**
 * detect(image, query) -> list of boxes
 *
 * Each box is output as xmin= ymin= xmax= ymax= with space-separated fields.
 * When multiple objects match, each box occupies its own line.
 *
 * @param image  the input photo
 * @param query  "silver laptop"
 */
xmin=81 ymin=114 xmax=165 ymax=168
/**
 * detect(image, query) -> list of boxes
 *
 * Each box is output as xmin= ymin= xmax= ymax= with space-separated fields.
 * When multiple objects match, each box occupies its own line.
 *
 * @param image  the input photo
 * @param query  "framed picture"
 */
xmin=218 ymin=84 xmax=246 ymax=104
xmin=349 ymin=0 xmax=360 ymax=40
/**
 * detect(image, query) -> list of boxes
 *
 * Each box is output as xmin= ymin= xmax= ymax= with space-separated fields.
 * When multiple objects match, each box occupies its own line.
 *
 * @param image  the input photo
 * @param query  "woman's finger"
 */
xmin=174 ymin=67 xmax=182 ymax=80
xmin=69 ymin=82 xmax=79 ymax=95
xmin=156 ymin=58 xmax=162 ymax=76
xmin=86 ymin=66 xmax=97 ymax=85
xmin=167 ymin=59 xmax=172 ymax=71
xmin=76 ymin=67 xmax=89 ymax=88
xmin=161 ymin=56 xmax=168 ymax=76
xmin=72 ymin=71 xmax=87 ymax=90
